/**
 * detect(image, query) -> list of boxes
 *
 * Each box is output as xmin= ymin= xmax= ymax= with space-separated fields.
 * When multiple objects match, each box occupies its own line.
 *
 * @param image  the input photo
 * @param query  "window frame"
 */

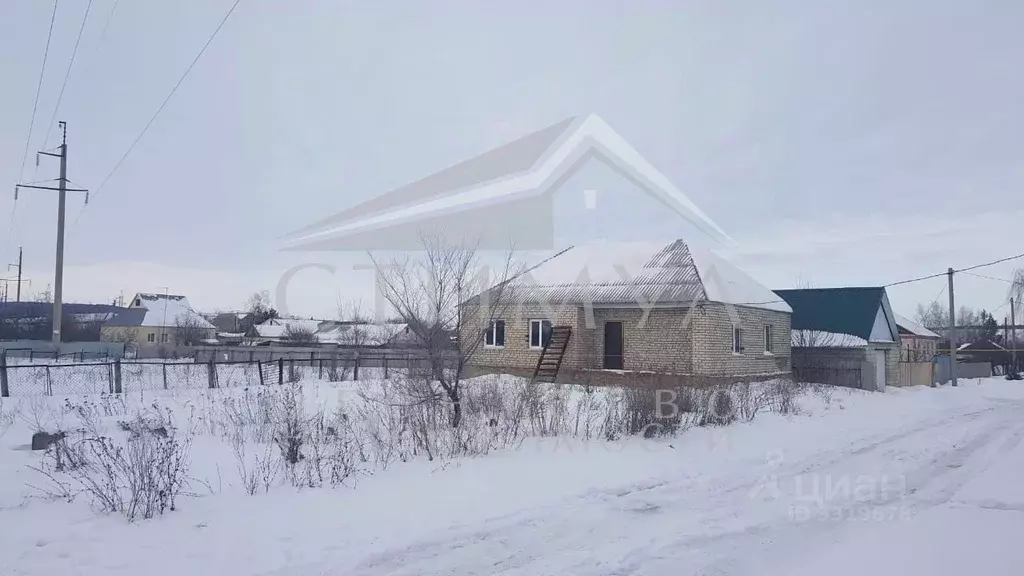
xmin=763 ymin=324 xmax=773 ymax=354
xmin=161 ymin=333 xmax=169 ymax=343
xmin=147 ymin=333 xmax=155 ymax=343
xmin=528 ymin=319 xmax=553 ymax=349
xmin=732 ymin=325 xmax=743 ymax=355
xmin=484 ymin=320 xmax=506 ymax=348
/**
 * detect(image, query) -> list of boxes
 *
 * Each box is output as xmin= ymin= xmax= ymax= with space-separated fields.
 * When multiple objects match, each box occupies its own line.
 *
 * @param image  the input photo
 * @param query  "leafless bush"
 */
xmin=32 ymin=404 xmax=193 ymax=521
xmin=0 ymin=398 xmax=18 ymax=441
xmin=230 ymin=432 xmax=280 ymax=495
xmin=219 ymin=387 xmax=276 ymax=443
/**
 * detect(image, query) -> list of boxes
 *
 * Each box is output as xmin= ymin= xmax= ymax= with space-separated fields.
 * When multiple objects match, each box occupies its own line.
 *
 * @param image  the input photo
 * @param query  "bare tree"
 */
xmin=174 ymin=315 xmax=209 ymax=346
xmin=370 ymin=233 xmax=520 ymax=427
xmin=107 ymin=327 xmax=140 ymax=346
xmin=282 ymin=326 xmax=317 ymax=346
xmin=245 ymin=290 xmax=278 ymax=326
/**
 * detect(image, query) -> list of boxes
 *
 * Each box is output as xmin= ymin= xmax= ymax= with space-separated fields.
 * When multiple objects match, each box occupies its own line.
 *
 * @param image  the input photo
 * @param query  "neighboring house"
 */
xmin=316 ymin=323 xmax=414 ymax=347
xmin=461 ymin=239 xmax=792 ymax=385
xmin=252 ymin=317 xmax=413 ymax=347
xmin=774 ymin=287 xmax=901 ymax=390
xmin=253 ymin=317 xmax=334 ymax=344
xmin=894 ymin=313 xmax=940 ymax=362
xmin=0 ymin=302 xmax=126 ymax=341
xmin=100 ymin=293 xmax=216 ymax=345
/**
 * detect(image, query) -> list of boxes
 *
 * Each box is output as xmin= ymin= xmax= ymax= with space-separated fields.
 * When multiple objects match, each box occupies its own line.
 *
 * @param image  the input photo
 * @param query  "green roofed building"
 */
xmin=773 ymin=287 xmax=901 ymax=390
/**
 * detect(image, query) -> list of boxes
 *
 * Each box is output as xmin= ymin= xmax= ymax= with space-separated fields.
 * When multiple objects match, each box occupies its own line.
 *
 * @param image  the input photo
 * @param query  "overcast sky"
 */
xmin=1 ymin=0 xmax=1022 ymax=320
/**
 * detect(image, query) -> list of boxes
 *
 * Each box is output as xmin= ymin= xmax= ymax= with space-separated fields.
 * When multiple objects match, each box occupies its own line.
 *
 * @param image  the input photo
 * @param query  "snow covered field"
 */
xmin=2 ymin=377 xmax=1023 ymax=575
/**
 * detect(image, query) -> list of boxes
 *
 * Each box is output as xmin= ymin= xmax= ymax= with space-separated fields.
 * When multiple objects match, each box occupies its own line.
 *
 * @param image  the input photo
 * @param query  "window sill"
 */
xmin=732 ymin=352 xmax=744 ymax=356
xmin=483 ymin=345 xmax=505 ymax=349
xmin=763 ymin=352 xmax=775 ymax=356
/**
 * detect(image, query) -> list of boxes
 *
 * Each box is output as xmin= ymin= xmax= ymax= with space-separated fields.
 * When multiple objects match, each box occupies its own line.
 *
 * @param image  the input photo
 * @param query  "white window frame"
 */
xmin=763 ymin=324 xmax=773 ymax=355
xmin=484 ymin=320 xmax=506 ymax=348
xmin=147 ymin=333 xmax=155 ymax=343
xmin=529 ymin=319 xmax=552 ymax=349
xmin=732 ymin=325 xmax=743 ymax=355
xmin=161 ymin=333 xmax=169 ymax=343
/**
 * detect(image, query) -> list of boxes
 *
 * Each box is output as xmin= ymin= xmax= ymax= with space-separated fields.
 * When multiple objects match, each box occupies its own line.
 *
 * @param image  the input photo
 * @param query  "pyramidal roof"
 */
xmin=499 ymin=240 xmax=790 ymax=313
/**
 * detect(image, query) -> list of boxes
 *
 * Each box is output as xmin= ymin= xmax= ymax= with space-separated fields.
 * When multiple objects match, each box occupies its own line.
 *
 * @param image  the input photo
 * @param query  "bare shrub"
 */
xmin=0 ymin=398 xmax=17 ymax=441
xmin=231 ymin=432 xmax=280 ymax=495
xmin=32 ymin=404 xmax=193 ymax=521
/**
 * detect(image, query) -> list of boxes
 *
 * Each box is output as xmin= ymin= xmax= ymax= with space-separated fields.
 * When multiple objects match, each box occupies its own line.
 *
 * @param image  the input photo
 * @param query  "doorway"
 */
xmin=603 ymin=322 xmax=624 ymax=370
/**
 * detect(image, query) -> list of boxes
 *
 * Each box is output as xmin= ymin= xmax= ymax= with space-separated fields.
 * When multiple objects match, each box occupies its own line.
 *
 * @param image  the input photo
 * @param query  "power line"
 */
xmin=74 ymin=0 xmax=244 ymax=225
xmin=957 ymin=252 xmax=1024 ymax=274
xmin=8 ymin=0 xmax=61 ymax=264
xmin=17 ymin=0 xmax=60 ymax=182
xmin=885 ymin=271 xmax=947 ymax=288
xmin=43 ymin=0 xmax=96 ymax=148
xmin=961 ymin=271 xmax=1012 ymax=283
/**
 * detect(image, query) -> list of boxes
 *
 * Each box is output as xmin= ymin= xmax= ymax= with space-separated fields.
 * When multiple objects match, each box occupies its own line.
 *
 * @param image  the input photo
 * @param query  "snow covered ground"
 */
xmin=2 ymin=377 xmax=1023 ymax=575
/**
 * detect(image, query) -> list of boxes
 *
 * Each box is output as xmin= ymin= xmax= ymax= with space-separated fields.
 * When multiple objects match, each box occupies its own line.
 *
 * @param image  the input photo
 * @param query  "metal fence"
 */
xmin=0 ymin=351 xmax=443 ymax=397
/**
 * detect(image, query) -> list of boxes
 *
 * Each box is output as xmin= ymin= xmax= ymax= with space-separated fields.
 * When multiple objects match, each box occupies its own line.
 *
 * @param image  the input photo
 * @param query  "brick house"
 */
xmin=894 ymin=313 xmax=940 ymax=362
xmin=774 ymin=287 xmax=901 ymax=391
xmin=461 ymin=240 xmax=792 ymax=385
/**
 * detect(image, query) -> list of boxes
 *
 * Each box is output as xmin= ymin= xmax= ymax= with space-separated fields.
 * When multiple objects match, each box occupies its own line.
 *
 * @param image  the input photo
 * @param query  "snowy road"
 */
xmin=4 ymin=380 xmax=1024 ymax=575
xmin=288 ymin=383 xmax=1024 ymax=576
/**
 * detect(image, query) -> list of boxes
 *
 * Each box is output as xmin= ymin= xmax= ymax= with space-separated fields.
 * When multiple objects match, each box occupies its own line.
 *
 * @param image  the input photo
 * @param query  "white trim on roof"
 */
xmin=284 ymin=115 xmax=733 ymax=249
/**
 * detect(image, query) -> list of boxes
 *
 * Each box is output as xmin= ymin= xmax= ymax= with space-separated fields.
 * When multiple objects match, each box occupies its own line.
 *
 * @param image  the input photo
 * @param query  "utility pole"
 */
xmin=1012 ymin=297 xmax=1017 ymax=374
xmin=7 ymin=247 xmax=24 ymax=302
xmin=15 ymin=121 xmax=88 ymax=344
xmin=947 ymin=267 xmax=958 ymax=387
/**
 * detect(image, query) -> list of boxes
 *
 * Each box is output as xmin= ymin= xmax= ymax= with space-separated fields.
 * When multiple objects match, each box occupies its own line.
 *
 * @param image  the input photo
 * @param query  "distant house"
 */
xmin=316 ymin=322 xmax=413 ymax=347
xmin=0 ymin=302 xmax=126 ymax=341
xmin=461 ymin=239 xmax=792 ymax=385
xmin=894 ymin=313 xmax=940 ymax=362
xmin=100 ymin=293 xmax=216 ymax=345
xmin=251 ymin=317 xmax=411 ymax=347
xmin=774 ymin=287 xmax=901 ymax=390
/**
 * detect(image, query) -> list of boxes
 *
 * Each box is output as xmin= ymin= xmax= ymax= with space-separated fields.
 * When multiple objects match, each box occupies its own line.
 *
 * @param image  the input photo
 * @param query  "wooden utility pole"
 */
xmin=947 ymin=267 xmax=958 ymax=387
xmin=15 ymin=122 xmax=88 ymax=344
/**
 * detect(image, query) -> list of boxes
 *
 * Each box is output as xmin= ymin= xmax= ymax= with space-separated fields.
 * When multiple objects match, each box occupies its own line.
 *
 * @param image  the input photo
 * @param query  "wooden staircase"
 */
xmin=531 ymin=326 xmax=572 ymax=383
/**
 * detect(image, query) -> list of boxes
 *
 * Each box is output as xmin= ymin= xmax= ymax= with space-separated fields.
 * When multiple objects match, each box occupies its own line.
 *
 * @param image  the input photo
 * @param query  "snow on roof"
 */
xmin=316 ymin=323 xmax=409 ymax=345
xmin=792 ymin=330 xmax=868 ymax=348
xmin=893 ymin=313 xmax=941 ymax=339
xmin=255 ymin=318 xmax=324 ymax=339
xmin=502 ymin=240 xmax=790 ymax=313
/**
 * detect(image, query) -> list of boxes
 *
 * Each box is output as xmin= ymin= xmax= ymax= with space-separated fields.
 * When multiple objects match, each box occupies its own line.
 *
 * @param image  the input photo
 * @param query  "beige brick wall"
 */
xmin=690 ymin=303 xmax=792 ymax=376
xmin=464 ymin=301 xmax=791 ymax=378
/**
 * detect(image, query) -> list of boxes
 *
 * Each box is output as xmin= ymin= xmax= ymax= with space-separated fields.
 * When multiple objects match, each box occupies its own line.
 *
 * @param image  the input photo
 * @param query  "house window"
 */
xmin=732 ymin=325 xmax=742 ymax=354
xmin=764 ymin=324 xmax=773 ymax=354
xmin=147 ymin=333 xmax=155 ymax=343
xmin=484 ymin=320 xmax=506 ymax=347
xmin=529 ymin=319 xmax=552 ymax=349
xmin=134 ymin=298 xmax=140 ymax=306
xmin=161 ymin=333 xmax=169 ymax=343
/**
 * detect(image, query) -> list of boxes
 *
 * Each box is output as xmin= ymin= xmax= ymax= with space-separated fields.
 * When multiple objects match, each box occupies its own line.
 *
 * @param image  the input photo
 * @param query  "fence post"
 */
xmin=353 ymin=351 xmax=360 ymax=381
xmin=162 ymin=363 xmax=169 ymax=390
xmin=257 ymin=360 xmax=265 ymax=385
xmin=278 ymin=357 xmax=284 ymax=385
xmin=45 ymin=365 xmax=53 ymax=395
xmin=114 ymin=360 xmax=123 ymax=394
xmin=383 ymin=353 xmax=389 ymax=380
xmin=207 ymin=360 xmax=218 ymax=389
xmin=0 ymin=354 xmax=9 ymax=397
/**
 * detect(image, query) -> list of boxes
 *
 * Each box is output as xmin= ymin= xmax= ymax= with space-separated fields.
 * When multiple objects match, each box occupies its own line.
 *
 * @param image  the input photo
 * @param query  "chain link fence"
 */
xmin=0 ymin=352 xmax=442 ymax=397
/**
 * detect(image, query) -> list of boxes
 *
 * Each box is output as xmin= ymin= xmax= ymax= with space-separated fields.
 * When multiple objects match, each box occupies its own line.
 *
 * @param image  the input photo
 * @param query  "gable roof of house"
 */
xmin=109 ymin=294 xmax=215 ymax=329
xmin=479 ymin=239 xmax=789 ymax=312
xmin=283 ymin=114 xmax=733 ymax=250
xmin=893 ymin=313 xmax=941 ymax=338
xmin=773 ymin=287 xmax=895 ymax=342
